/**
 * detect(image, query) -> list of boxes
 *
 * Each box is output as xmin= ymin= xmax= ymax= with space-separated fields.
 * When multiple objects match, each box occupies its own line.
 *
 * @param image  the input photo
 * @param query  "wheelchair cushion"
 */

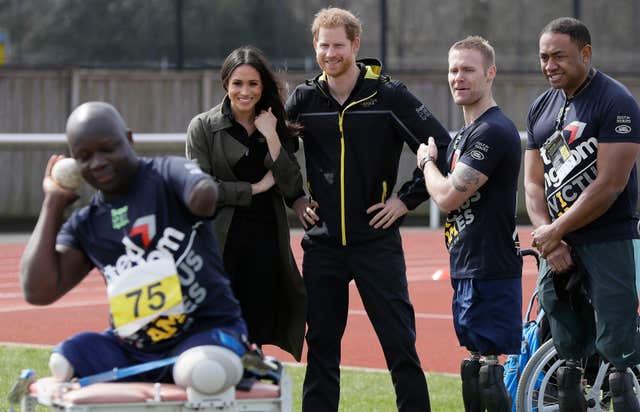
xmin=28 ymin=377 xmax=280 ymax=405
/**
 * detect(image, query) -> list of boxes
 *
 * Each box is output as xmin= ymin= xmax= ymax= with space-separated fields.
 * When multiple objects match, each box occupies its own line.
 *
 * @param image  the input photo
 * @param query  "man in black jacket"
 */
xmin=287 ymin=7 xmax=451 ymax=412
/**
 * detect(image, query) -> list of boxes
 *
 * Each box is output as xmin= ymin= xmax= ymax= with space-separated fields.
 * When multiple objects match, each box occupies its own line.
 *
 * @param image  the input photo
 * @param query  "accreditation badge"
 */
xmin=107 ymin=256 xmax=184 ymax=338
xmin=541 ymin=130 xmax=578 ymax=183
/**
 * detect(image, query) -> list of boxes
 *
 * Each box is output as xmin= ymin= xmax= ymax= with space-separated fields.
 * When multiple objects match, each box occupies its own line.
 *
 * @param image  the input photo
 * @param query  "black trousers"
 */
xmin=301 ymin=229 xmax=430 ymax=412
xmin=223 ymin=217 xmax=279 ymax=345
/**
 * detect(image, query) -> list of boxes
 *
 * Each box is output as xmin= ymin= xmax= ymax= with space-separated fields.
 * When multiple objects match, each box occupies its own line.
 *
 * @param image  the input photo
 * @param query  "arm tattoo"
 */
xmin=452 ymin=176 xmax=467 ymax=192
xmin=452 ymin=167 xmax=481 ymax=193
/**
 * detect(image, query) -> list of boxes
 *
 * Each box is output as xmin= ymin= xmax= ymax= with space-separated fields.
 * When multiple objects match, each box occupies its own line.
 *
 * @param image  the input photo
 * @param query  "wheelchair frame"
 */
xmin=513 ymin=250 xmax=640 ymax=411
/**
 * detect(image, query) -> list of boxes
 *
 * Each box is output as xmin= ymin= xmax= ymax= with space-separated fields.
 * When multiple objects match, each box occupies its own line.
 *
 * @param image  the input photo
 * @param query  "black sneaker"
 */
xmin=479 ymin=363 xmax=510 ymax=412
xmin=557 ymin=365 xmax=587 ymax=412
xmin=241 ymin=344 xmax=282 ymax=384
xmin=609 ymin=370 xmax=640 ymax=412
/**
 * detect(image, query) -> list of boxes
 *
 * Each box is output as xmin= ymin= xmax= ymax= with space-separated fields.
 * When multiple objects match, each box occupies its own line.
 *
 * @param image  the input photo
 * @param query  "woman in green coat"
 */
xmin=185 ymin=46 xmax=307 ymax=361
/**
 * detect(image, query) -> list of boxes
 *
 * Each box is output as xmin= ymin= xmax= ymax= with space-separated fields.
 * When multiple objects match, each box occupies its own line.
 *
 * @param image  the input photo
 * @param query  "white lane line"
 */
xmin=0 ymin=300 xmax=107 ymax=313
xmin=407 ymin=274 xmax=445 ymax=282
xmin=0 ymin=303 xmax=452 ymax=321
xmin=0 ymin=292 xmax=26 ymax=298
xmin=0 ymin=278 xmax=104 ymax=289
xmin=406 ymin=272 xmax=538 ymax=282
xmin=348 ymin=309 xmax=452 ymax=320
xmin=0 ymin=341 xmax=53 ymax=349
xmin=0 ymin=287 xmax=106 ymax=299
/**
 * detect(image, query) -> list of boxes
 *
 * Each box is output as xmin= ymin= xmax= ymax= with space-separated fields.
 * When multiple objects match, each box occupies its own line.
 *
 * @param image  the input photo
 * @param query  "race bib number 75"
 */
xmin=107 ymin=257 xmax=184 ymax=338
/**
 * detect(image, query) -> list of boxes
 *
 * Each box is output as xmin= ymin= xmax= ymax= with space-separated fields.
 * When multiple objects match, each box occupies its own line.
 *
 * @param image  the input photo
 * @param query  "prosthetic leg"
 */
xmin=557 ymin=360 xmax=587 ymax=412
xmin=461 ymin=352 xmax=484 ymax=412
xmin=173 ymin=345 xmax=243 ymax=395
xmin=48 ymin=352 xmax=74 ymax=382
xmin=478 ymin=355 xmax=510 ymax=412
xmin=609 ymin=368 xmax=640 ymax=412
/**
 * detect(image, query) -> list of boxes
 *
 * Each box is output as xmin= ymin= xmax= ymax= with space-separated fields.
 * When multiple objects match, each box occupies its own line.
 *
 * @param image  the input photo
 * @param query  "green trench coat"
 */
xmin=185 ymin=100 xmax=307 ymax=361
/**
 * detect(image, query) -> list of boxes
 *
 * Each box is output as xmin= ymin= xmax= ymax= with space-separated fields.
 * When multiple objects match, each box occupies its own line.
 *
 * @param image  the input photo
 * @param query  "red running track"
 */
xmin=0 ymin=228 xmax=537 ymax=374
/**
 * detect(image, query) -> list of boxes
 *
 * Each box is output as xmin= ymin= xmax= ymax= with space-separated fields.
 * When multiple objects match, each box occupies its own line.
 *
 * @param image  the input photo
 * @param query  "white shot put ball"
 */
xmin=51 ymin=158 xmax=83 ymax=190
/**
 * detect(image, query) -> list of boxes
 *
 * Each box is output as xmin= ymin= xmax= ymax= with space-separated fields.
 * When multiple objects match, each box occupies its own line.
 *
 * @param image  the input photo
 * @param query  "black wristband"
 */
xmin=419 ymin=156 xmax=434 ymax=171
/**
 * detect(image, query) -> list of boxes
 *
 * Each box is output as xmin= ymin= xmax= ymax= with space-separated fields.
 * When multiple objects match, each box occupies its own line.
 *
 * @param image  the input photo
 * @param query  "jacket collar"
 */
xmin=311 ymin=58 xmax=384 ymax=100
xmin=206 ymin=95 xmax=234 ymax=133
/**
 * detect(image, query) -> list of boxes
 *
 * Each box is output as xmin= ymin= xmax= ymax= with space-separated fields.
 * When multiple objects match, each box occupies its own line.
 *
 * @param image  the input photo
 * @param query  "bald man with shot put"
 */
xmin=20 ymin=101 xmax=250 ymax=386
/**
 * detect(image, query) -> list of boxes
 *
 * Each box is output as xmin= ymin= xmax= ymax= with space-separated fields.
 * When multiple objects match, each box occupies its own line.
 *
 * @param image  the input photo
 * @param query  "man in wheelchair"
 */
xmin=19 ymin=101 xmax=256 ymax=393
xmin=525 ymin=17 xmax=640 ymax=412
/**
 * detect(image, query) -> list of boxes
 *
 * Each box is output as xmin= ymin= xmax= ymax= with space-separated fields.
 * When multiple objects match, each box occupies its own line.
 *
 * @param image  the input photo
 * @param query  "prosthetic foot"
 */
xmin=461 ymin=356 xmax=485 ymax=412
xmin=609 ymin=369 xmax=640 ymax=412
xmin=479 ymin=358 xmax=510 ymax=412
xmin=557 ymin=361 xmax=587 ymax=412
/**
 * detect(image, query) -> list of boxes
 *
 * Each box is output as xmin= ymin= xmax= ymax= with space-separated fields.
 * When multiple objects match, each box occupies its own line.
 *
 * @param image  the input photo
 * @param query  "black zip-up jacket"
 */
xmin=286 ymin=59 xmax=451 ymax=246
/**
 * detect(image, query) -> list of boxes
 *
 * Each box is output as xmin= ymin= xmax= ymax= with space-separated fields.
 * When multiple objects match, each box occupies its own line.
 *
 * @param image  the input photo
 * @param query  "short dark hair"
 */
xmin=541 ymin=17 xmax=591 ymax=48
xmin=220 ymin=46 xmax=297 ymax=146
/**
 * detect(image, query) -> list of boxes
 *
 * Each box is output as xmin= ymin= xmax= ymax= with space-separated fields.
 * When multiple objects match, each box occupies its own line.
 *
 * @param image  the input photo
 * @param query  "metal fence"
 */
xmin=2 ymin=68 xmax=640 ymax=226
xmin=4 ymin=68 xmax=639 ymax=134
xmin=0 ymin=132 xmax=525 ymax=227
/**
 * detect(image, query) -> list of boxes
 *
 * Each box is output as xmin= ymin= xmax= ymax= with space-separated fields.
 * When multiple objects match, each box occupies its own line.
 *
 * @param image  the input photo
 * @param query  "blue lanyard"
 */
xmin=77 ymin=356 xmax=179 ymax=387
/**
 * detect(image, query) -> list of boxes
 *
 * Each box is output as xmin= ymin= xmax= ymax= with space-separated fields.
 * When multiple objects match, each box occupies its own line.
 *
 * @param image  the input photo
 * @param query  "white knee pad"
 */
xmin=49 ymin=352 xmax=74 ymax=381
xmin=173 ymin=346 xmax=243 ymax=394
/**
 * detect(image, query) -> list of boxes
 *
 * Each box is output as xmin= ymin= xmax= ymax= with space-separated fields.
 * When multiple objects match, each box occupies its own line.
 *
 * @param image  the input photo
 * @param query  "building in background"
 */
xmin=0 ymin=0 xmax=638 ymax=75
xmin=0 ymin=0 xmax=638 ymax=225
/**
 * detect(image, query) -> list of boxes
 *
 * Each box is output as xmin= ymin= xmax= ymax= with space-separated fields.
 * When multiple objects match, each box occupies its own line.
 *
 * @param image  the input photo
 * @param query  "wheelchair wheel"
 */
xmin=515 ymin=339 xmax=640 ymax=412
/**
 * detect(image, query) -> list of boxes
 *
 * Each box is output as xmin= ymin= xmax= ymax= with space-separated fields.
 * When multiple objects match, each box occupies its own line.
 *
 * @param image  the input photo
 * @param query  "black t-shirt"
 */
xmin=446 ymin=106 xmax=523 ymax=280
xmin=527 ymin=70 xmax=640 ymax=245
xmin=57 ymin=157 xmax=244 ymax=351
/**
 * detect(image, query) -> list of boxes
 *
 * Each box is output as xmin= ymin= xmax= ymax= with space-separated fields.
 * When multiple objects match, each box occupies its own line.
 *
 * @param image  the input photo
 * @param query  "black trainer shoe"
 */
xmin=557 ymin=364 xmax=587 ymax=412
xmin=479 ymin=363 xmax=510 ymax=412
xmin=461 ymin=359 xmax=485 ymax=412
xmin=609 ymin=369 xmax=640 ymax=412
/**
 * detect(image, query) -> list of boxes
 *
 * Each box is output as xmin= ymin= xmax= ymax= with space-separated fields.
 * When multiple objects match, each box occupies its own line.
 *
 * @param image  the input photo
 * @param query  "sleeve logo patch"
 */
xmin=615 ymin=124 xmax=632 ymax=134
xmin=474 ymin=142 xmax=490 ymax=152
xmin=415 ymin=105 xmax=432 ymax=120
xmin=470 ymin=150 xmax=485 ymax=160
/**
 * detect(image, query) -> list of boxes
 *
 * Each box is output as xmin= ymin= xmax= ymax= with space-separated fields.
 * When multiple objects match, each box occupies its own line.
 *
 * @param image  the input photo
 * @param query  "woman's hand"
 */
xmin=251 ymin=170 xmax=275 ymax=195
xmin=254 ymin=108 xmax=278 ymax=141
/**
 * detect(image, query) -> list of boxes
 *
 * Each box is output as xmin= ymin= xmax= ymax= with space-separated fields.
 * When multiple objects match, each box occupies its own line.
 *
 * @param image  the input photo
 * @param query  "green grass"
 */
xmin=287 ymin=366 xmax=463 ymax=411
xmin=0 ymin=345 xmax=463 ymax=411
xmin=0 ymin=345 xmax=51 ymax=412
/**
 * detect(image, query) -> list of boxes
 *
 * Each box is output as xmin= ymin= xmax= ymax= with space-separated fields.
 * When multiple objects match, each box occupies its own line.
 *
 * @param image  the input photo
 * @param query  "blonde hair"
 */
xmin=449 ymin=35 xmax=495 ymax=69
xmin=311 ymin=7 xmax=362 ymax=41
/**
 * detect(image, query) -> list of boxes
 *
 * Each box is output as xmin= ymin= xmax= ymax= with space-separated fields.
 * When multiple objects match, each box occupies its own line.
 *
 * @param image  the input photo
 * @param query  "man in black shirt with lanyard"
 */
xmin=418 ymin=36 xmax=522 ymax=412
xmin=525 ymin=17 xmax=640 ymax=412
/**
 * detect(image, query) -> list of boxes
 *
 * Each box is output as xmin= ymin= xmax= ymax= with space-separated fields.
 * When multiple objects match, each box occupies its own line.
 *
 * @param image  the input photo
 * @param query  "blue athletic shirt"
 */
xmin=57 ymin=156 xmax=245 ymax=352
xmin=526 ymin=70 xmax=640 ymax=245
xmin=445 ymin=106 xmax=523 ymax=279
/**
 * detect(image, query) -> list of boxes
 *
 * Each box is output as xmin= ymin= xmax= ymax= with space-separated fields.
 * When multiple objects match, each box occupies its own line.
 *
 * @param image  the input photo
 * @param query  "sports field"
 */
xmin=0 ymin=227 xmax=538 ymax=375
